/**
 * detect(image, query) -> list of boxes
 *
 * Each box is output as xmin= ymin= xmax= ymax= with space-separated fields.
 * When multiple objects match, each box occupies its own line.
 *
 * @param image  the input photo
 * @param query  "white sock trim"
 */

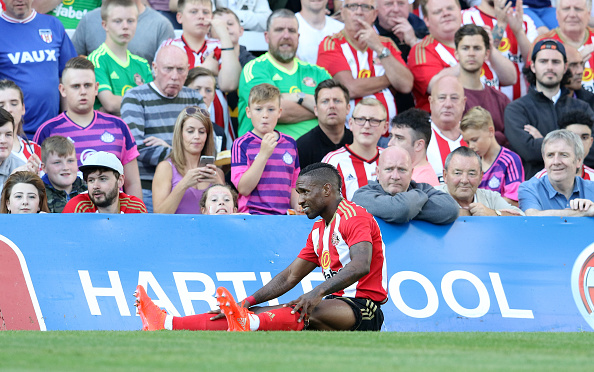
xmin=164 ymin=315 xmax=173 ymax=330
xmin=249 ymin=313 xmax=259 ymax=331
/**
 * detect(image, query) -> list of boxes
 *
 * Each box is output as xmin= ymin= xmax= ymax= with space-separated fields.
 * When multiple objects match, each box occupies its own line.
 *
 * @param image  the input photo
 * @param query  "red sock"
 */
xmin=172 ymin=313 xmax=228 ymax=331
xmin=256 ymin=307 xmax=305 ymax=331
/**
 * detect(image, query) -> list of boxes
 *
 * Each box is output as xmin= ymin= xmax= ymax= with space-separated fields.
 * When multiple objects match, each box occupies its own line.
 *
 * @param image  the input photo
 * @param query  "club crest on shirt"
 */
xmin=488 ymin=176 xmax=501 ymax=189
xmin=282 ymin=151 xmax=293 ymax=165
xmin=39 ymin=29 xmax=53 ymax=44
xmin=100 ymin=131 xmax=115 ymax=143
xmin=134 ymin=73 xmax=145 ymax=86
xmin=302 ymin=77 xmax=316 ymax=87
xmin=331 ymin=232 xmax=340 ymax=248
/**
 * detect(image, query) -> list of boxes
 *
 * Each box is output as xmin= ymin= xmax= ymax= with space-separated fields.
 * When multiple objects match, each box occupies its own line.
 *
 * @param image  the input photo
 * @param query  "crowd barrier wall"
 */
xmin=1 ymin=214 xmax=594 ymax=332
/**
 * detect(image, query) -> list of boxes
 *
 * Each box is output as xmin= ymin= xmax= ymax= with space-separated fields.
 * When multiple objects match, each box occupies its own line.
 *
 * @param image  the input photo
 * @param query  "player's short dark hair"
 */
xmin=444 ymin=146 xmax=482 ymax=172
xmin=391 ymin=108 xmax=432 ymax=150
xmin=299 ymin=162 xmax=342 ymax=194
xmin=0 ymin=107 xmax=15 ymax=131
xmin=82 ymin=166 xmax=120 ymax=183
xmin=558 ymin=110 xmax=594 ymax=131
xmin=314 ymin=79 xmax=350 ymax=104
xmin=455 ymin=24 xmax=490 ymax=50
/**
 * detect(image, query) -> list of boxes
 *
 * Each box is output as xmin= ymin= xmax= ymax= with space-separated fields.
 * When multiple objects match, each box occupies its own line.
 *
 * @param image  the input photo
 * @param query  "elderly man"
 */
xmin=322 ymin=98 xmax=387 ymax=200
xmin=121 ymin=45 xmax=206 ymax=212
xmin=352 ymin=146 xmax=458 ymax=224
xmin=536 ymin=0 xmax=594 ymax=93
xmin=504 ymin=38 xmax=594 ymax=179
xmin=0 ymin=0 xmax=77 ymax=138
xmin=519 ymin=129 xmax=594 ymax=216
xmin=297 ymin=79 xmax=352 ymax=169
xmin=408 ymin=0 xmax=517 ymax=112
xmin=238 ymin=9 xmax=332 ymax=140
xmin=317 ymin=0 xmax=413 ymax=124
xmin=426 ymin=75 xmax=468 ymax=183
xmin=462 ymin=0 xmax=538 ymax=101
xmin=435 ymin=147 xmax=525 ymax=216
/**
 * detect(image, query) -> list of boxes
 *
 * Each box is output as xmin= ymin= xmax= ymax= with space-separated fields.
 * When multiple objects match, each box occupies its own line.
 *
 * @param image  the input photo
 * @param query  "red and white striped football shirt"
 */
xmin=426 ymin=122 xmax=468 ymax=183
xmin=322 ymin=144 xmax=382 ymax=200
xmin=298 ymin=199 xmax=388 ymax=304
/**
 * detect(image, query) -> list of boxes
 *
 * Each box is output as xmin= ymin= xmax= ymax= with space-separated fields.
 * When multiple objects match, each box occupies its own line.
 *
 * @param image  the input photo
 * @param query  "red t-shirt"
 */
xmin=62 ymin=192 xmax=147 ymax=213
xmin=298 ymin=199 xmax=387 ymax=304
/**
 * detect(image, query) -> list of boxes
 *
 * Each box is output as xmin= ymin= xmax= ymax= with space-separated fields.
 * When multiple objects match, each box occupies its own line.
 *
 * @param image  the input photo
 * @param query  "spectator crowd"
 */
xmin=1 ymin=0 xmax=594 ymax=219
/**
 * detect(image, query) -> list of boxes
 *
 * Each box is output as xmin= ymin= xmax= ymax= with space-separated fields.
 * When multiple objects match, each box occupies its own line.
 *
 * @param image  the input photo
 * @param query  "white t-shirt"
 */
xmin=295 ymin=12 xmax=344 ymax=65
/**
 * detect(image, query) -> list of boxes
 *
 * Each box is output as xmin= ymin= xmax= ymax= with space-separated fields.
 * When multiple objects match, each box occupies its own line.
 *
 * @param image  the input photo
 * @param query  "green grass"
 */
xmin=1 ymin=331 xmax=593 ymax=371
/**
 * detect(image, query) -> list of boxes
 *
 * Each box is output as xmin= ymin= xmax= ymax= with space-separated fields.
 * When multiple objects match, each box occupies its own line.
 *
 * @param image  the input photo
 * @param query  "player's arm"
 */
xmin=97 ymin=91 xmax=123 ymax=116
xmin=279 ymin=93 xmax=316 ymax=123
xmin=286 ymin=241 xmax=373 ymax=322
xmin=246 ymin=257 xmax=319 ymax=306
xmin=123 ymin=159 xmax=143 ymax=200
xmin=333 ymin=70 xmax=390 ymax=99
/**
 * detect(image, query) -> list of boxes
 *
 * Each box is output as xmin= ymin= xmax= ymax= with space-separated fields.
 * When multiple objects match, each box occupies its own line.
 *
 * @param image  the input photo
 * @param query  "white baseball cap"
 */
xmin=79 ymin=151 xmax=124 ymax=175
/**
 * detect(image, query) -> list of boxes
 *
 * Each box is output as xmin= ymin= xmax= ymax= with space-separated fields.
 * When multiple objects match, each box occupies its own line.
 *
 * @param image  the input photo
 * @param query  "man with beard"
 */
xmin=504 ymin=38 xmax=594 ymax=178
xmin=63 ymin=151 xmax=147 ymax=213
xmin=237 ymin=9 xmax=332 ymax=140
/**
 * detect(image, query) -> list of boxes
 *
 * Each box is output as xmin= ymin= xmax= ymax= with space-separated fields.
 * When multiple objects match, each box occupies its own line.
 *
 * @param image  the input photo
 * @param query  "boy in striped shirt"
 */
xmin=231 ymin=83 xmax=300 ymax=215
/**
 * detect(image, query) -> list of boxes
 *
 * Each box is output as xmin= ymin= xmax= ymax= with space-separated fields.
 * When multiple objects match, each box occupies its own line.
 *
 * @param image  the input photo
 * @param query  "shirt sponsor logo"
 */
xmin=7 ymin=50 xmax=56 ymax=64
xmin=358 ymin=69 xmax=371 ymax=79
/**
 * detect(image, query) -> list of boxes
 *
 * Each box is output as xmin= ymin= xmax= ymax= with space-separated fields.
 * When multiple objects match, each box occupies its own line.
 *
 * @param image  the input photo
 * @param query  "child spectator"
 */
xmin=211 ymin=8 xmax=256 ymax=68
xmin=0 ymin=80 xmax=42 ymax=163
xmin=185 ymin=67 xmax=232 ymax=150
xmin=0 ymin=107 xmax=26 ymax=193
xmin=0 ymin=171 xmax=50 ymax=214
xmin=199 ymin=183 xmax=238 ymax=214
xmin=34 ymin=56 xmax=143 ymax=201
xmin=231 ymin=83 xmax=300 ymax=215
xmin=87 ymin=0 xmax=153 ymax=116
xmin=40 ymin=136 xmax=88 ymax=213
xmin=461 ymin=107 xmax=524 ymax=205
xmin=161 ymin=0 xmax=241 ymax=93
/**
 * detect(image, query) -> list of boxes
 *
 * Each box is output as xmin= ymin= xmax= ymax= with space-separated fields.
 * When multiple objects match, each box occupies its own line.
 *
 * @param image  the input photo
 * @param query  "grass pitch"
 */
xmin=0 ymin=331 xmax=592 ymax=371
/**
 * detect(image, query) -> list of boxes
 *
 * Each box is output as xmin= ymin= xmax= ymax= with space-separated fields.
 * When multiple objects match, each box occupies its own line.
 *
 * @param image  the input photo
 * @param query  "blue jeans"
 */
xmin=142 ymin=189 xmax=153 ymax=213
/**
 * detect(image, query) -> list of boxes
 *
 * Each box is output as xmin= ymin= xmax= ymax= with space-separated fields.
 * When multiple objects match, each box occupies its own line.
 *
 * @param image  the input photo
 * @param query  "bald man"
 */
xmin=352 ymin=146 xmax=458 ymax=224
xmin=426 ymin=75 xmax=468 ymax=183
xmin=121 ymin=45 xmax=208 ymax=212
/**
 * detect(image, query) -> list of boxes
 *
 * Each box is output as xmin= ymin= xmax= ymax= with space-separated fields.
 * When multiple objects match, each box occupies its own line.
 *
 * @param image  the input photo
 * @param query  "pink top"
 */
xmin=169 ymin=159 xmax=206 ymax=214
xmin=412 ymin=163 xmax=440 ymax=186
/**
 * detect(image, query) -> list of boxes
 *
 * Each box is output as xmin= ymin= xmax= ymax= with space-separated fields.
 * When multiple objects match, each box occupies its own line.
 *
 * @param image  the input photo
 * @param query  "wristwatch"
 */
xmin=378 ymin=47 xmax=391 ymax=59
xmin=297 ymin=92 xmax=305 ymax=105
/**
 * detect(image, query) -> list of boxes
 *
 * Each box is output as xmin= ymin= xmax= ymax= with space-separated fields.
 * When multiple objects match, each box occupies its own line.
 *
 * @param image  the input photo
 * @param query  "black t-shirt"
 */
xmin=297 ymin=126 xmax=353 ymax=169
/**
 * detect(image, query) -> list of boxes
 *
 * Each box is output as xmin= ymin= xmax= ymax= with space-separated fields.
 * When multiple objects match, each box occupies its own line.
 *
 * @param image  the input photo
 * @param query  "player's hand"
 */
xmin=260 ymin=132 xmax=278 ymax=159
xmin=284 ymin=290 xmax=323 ymax=323
xmin=392 ymin=17 xmax=416 ymax=46
xmin=570 ymin=198 xmax=594 ymax=212
xmin=524 ymin=124 xmax=543 ymax=139
xmin=207 ymin=308 xmax=225 ymax=321
xmin=353 ymin=18 xmax=383 ymax=52
xmin=144 ymin=136 xmax=171 ymax=148
xmin=197 ymin=163 xmax=219 ymax=183
xmin=469 ymin=202 xmax=497 ymax=216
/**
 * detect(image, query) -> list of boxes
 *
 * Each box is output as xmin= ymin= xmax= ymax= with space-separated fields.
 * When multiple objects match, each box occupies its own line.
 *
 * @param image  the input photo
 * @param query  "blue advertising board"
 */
xmin=1 ymin=214 xmax=594 ymax=332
